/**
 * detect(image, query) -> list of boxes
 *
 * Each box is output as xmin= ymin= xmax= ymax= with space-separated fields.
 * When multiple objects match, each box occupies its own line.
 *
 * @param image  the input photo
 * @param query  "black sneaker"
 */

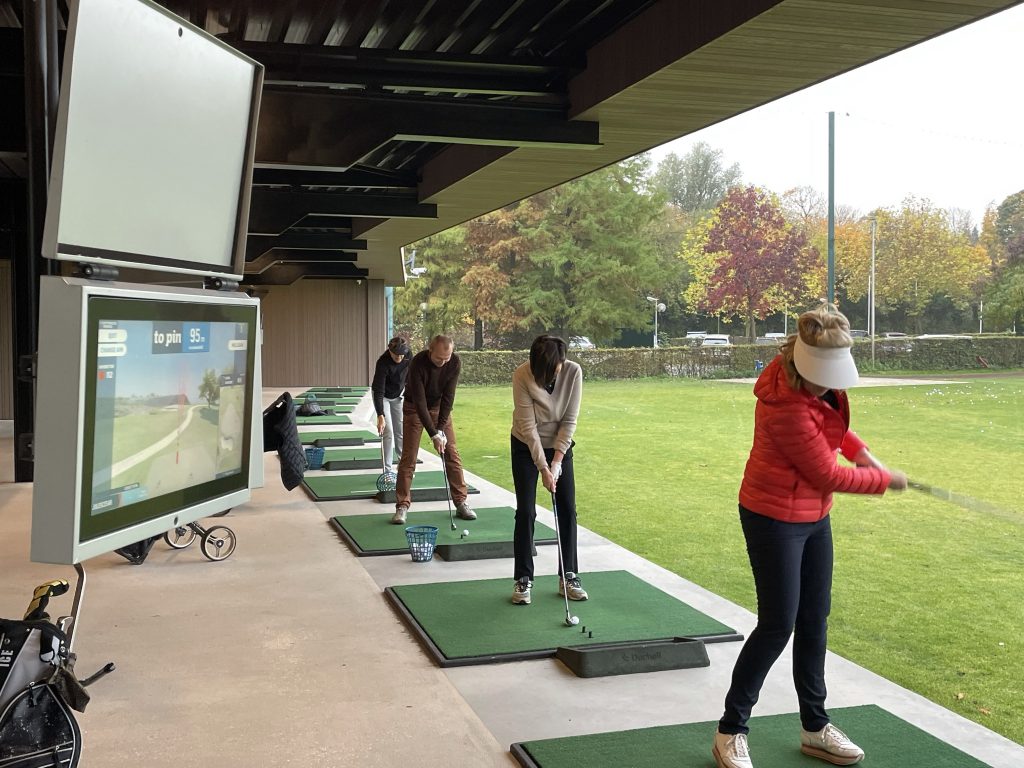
xmin=511 ymin=578 xmax=532 ymax=605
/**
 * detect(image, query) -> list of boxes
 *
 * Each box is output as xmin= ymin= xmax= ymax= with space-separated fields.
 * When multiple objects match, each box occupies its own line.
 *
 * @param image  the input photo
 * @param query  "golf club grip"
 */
xmin=24 ymin=579 xmax=70 ymax=621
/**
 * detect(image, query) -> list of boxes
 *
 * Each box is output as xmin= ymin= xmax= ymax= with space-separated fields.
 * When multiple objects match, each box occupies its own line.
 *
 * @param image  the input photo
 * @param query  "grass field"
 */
xmin=450 ymin=374 xmax=1024 ymax=745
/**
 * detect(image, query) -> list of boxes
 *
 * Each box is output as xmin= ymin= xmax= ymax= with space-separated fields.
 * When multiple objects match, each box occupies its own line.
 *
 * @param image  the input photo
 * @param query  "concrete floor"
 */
xmin=2 ymin=389 xmax=1022 ymax=767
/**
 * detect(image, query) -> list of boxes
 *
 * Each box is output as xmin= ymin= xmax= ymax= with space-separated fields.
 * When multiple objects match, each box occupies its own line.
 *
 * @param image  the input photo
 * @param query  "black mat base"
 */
xmin=435 ymin=541 xmax=538 ymax=562
xmin=554 ymin=637 xmax=709 ymax=678
xmin=321 ymin=458 xmax=418 ymax=471
xmin=315 ymin=436 xmax=379 ymax=447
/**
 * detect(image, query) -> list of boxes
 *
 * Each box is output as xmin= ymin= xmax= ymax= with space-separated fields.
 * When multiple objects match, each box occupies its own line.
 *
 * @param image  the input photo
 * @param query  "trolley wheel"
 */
xmin=212 ymin=508 xmax=232 ymax=518
xmin=164 ymin=526 xmax=197 ymax=549
xmin=200 ymin=526 xmax=237 ymax=561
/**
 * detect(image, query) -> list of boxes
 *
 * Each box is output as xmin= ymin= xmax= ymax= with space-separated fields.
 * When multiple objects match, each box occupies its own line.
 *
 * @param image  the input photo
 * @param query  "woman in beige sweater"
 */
xmin=509 ymin=335 xmax=585 ymax=606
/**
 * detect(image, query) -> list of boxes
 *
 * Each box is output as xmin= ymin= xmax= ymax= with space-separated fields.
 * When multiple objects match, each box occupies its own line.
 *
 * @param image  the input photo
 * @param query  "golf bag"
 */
xmin=0 ymin=581 xmax=111 ymax=768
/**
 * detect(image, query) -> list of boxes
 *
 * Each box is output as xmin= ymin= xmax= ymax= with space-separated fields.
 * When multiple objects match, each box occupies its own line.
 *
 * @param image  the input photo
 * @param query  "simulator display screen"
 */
xmin=80 ymin=298 xmax=256 ymax=541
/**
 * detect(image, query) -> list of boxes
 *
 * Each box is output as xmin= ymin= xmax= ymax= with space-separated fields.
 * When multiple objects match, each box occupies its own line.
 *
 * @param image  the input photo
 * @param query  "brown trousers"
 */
xmin=395 ymin=407 xmax=467 ymax=508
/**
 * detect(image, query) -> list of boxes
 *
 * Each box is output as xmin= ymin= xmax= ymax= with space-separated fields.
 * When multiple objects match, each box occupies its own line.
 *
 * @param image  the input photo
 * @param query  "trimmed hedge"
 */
xmin=456 ymin=337 xmax=1024 ymax=385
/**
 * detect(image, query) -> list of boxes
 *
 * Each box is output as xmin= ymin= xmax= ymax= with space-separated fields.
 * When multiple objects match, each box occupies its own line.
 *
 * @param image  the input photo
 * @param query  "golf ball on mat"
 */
xmin=462 ymin=529 xmax=470 ymax=537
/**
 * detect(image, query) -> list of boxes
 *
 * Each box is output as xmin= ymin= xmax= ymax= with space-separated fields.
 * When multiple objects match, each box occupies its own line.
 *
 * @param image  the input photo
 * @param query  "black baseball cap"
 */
xmin=388 ymin=337 xmax=410 ymax=357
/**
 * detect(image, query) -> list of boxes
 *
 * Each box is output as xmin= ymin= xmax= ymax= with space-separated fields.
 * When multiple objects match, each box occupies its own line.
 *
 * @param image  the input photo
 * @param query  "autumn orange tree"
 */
xmin=865 ymin=198 xmax=989 ymax=334
xmin=680 ymin=186 xmax=820 ymax=340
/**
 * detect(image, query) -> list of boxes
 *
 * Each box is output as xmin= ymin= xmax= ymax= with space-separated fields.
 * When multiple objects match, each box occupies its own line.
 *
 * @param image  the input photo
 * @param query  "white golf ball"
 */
xmin=462 ymin=529 xmax=470 ymax=537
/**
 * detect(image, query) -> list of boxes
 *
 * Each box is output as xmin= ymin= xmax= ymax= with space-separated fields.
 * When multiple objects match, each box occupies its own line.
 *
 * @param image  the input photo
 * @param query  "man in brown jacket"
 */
xmin=392 ymin=335 xmax=475 ymax=525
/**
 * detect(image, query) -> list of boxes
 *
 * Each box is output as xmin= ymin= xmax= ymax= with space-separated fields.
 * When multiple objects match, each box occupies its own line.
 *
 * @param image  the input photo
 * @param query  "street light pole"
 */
xmin=646 ymin=296 xmax=665 ymax=348
xmin=869 ymin=218 xmax=877 ymax=366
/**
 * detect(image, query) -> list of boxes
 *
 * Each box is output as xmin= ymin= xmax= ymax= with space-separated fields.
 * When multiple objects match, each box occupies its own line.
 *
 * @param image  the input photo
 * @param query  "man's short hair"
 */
xmin=429 ymin=334 xmax=454 ymax=350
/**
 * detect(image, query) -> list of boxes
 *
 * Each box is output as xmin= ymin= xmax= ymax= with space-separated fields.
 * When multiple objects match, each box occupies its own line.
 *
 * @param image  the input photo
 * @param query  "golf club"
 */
xmin=908 ymin=478 xmax=1018 ymax=523
xmin=375 ymin=436 xmax=397 ymax=493
xmin=550 ymin=491 xmax=579 ymax=627
xmin=438 ymin=439 xmax=457 ymax=531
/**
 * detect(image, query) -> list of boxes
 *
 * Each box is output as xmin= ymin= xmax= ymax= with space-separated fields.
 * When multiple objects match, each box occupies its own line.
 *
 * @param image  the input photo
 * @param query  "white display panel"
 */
xmin=31 ymin=277 xmax=264 ymax=564
xmin=42 ymin=0 xmax=262 ymax=278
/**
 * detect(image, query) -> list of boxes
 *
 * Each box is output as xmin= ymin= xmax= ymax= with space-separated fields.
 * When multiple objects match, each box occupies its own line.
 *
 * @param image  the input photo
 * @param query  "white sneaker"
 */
xmin=455 ymin=502 xmax=477 ymax=520
xmin=558 ymin=572 xmax=588 ymax=601
xmin=800 ymin=724 xmax=864 ymax=765
xmin=713 ymin=731 xmax=753 ymax=768
xmin=391 ymin=504 xmax=409 ymax=525
xmin=511 ymin=578 xmax=532 ymax=605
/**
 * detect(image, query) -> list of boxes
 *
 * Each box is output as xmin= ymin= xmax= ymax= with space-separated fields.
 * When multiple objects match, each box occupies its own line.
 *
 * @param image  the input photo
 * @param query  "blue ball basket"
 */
xmin=405 ymin=525 xmax=438 ymax=563
xmin=304 ymin=446 xmax=325 ymax=470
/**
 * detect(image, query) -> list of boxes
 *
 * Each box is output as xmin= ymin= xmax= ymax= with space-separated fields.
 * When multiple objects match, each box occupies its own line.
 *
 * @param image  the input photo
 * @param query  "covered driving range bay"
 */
xmin=331 ymin=506 xmax=556 ymax=557
xmin=510 ymin=705 xmax=993 ymax=768
xmin=385 ymin=570 xmax=740 ymax=667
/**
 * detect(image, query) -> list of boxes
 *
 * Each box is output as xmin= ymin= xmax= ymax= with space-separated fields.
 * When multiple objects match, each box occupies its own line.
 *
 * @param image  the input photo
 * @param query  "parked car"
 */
xmin=764 ymin=332 xmax=786 ymax=340
xmin=568 ymin=336 xmax=596 ymax=350
xmin=700 ymin=334 xmax=732 ymax=347
xmin=850 ymin=329 xmax=869 ymax=338
xmin=882 ymin=331 xmax=908 ymax=338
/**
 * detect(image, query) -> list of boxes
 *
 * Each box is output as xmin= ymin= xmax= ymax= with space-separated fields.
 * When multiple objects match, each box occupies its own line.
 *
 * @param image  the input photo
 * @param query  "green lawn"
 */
xmin=452 ymin=375 xmax=1024 ymax=745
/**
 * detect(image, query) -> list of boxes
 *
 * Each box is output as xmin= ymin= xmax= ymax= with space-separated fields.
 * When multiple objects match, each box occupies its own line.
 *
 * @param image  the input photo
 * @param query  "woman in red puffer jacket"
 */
xmin=713 ymin=305 xmax=907 ymax=768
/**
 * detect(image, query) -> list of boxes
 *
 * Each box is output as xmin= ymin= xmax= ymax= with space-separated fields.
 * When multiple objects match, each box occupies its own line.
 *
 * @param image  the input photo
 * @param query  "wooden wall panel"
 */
xmin=0 ymin=260 xmax=11 ymax=419
xmin=259 ymin=278 xmax=388 ymax=388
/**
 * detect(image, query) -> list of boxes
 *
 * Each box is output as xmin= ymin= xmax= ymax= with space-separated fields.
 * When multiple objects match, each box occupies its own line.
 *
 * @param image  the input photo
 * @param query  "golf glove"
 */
xmin=549 ymin=461 xmax=562 ymax=482
xmin=432 ymin=432 xmax=448 ymax=454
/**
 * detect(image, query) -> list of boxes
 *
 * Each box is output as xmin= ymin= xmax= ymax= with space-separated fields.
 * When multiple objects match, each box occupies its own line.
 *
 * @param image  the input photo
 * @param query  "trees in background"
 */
xmin=982 ymin=190 xmax=1024 ymax=333
xmin=395 ymin=146 xmax=1012 ymax=347
xmin=649 ymin=142 xmax=741 ymax=218
xmin=394 ymin=156 xmax=680 ymax=348
xmin=679 ymin=186 xmax=819 ymax=339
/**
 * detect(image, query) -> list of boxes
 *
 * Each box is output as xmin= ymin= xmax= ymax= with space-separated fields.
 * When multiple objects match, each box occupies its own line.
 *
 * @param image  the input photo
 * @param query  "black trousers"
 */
xmin=719 ymin=506 xmax=833 ymax=735
xmin=511 ymin=435 xmax=577 ymax=581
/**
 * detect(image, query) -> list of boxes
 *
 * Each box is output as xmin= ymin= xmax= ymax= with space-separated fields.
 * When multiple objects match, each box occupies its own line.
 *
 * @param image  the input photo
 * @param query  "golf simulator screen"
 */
xmin=81 ymin=298 xmax=256 ymax=541
xmin=30 ymin=278 xmax=263 ymax=564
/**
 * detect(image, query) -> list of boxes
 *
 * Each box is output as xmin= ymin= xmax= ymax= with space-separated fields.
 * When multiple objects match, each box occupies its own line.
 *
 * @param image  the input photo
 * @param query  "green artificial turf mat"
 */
xmin=295 ymin=414 xmax=352 ymax=425
xmin=298 ymin=429 xmax=380 ymax=446
xmin=511 ymin=704 xmax=992 ymax=768
xmin=386 ymin=570 xmax=739 ymax=666
xmin=330 ymin=506 xmax=555 ymax=556
xmin=303 ymin=470 xmax=478 ymax=501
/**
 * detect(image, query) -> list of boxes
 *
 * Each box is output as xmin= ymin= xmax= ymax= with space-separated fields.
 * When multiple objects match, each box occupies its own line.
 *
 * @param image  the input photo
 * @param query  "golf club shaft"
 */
xmin=439 ymin=445 xmax=456 ymax=530
xmin=908 ymin=478 xmax=1017 ymax=521
xmin=550 ymin=491 xmax=573 ymax=623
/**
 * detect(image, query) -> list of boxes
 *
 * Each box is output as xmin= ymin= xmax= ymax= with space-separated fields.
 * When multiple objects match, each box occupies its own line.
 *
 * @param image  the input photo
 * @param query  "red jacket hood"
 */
xmin=753 ymin=355 xmax=802 ymax=406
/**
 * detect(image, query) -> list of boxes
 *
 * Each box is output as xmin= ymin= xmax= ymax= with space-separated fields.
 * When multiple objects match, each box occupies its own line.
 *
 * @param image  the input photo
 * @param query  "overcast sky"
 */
xmin=649 ymin=4 xmax=1024 ymax=229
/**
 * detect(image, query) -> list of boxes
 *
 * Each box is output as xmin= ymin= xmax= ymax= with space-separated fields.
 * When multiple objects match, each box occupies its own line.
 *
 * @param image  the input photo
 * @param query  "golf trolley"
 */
xmin=113 ymin=509 xmax=237 ymax=564
xmin=0 ymin=566 xmax=115 ymax=767
xmin=162 ymin=517 xmax=237 ymax=562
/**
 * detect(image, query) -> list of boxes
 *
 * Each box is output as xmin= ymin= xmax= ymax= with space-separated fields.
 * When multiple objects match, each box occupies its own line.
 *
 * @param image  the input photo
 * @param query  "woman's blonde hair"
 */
xmin=779 ymin=303 xmax=853 ymax=389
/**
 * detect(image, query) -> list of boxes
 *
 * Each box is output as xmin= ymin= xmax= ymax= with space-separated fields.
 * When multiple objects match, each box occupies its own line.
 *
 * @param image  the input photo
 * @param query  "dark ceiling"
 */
xmin=2 ymin=0 xmax=1021 ymax=285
